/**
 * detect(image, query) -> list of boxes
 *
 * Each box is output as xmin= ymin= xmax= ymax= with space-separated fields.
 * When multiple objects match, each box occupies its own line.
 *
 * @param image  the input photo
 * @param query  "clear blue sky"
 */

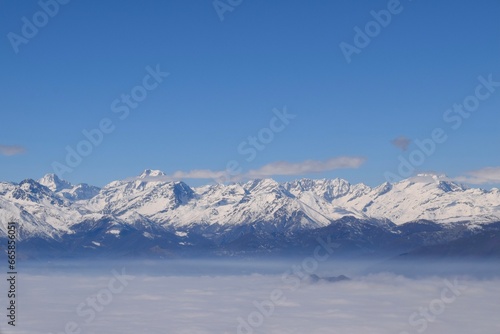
xmin=1 ymin=0 xmax=499 ymax=188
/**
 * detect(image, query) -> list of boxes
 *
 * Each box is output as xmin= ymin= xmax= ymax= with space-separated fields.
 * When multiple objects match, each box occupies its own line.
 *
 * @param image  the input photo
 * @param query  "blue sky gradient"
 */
xmin=1 ymin=0 xmax=499 ymax=187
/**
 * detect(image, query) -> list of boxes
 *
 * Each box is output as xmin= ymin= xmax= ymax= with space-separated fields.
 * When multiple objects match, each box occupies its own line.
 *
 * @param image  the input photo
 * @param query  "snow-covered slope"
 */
xmin=285 ymin=174 xmax=500 ymax=224
xmin=1 ymin=171 xmax=500 ymax=240
xmin=0 ymin=179 xmax=84 ymax=238
xmin=86 ymin=170 xmax=195 ymax=223
xmin=329 ymin=174 xmax=500 ymax=224
xmin=168 ymin=178 xmax=334 ymax=229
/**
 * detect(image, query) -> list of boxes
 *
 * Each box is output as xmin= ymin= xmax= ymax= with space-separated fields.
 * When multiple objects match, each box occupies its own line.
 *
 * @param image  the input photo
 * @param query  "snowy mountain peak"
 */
xmin=37 ymin=173 xmax=100 ymax=201
xmin=38 ymin=173 xmax=73 ymax=192
xmin=16 ymin=179 xmax=53 ymax=199
xmin=9 ymin=178 xmax=65 ymax=209
xmin=437 ymin=181 xmax=466 ymax=193
xmin=138 ymin=169 xmax=167 ymax=179
xmin=243 ymin=178 xmax=281 ymax=192
xmin=285 ymin=178 xmax=352 ymax=201
xmin=395 ymin=174 xmax=466 ymax=193
xmin=172 ymin=182 xmax=195 ymax=205
xmin=374 ymin=182 xmax=392 ymax=196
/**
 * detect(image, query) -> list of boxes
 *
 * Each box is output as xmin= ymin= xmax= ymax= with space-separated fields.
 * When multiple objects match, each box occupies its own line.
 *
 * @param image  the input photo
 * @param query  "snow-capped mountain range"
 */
xmin=1 ymin=170 xmax=499 ymax=257
xmin=1 ymin=170 xmax=500 ymax=238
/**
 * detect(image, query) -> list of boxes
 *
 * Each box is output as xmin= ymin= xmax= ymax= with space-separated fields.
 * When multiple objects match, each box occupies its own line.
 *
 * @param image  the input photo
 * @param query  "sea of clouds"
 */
xmin=2 ymin=260 xmax=499 ymax=334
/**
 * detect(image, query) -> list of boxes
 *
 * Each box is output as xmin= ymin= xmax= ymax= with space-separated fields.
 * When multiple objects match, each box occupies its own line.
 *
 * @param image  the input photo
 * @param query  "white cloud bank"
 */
xmin=8 ymin=267 xmax=500 ymax=334
xmin=454 ymin=167 xmax=500 ymax=185
xmin=138 ymin=157 xmax=366 ymax=183
xmin=245 ymin=157 xmax=365 ymax=179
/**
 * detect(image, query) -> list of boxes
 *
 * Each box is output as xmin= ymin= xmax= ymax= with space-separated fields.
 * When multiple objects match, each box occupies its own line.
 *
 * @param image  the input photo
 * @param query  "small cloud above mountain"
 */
xmin=0 ymin=144 xmax=26 ymax=156
xmin=245 ymin=157 xmax=366 ymax=179
xmin=145 ymin=156 xmax=367 ymax=183
xmin=454 ymin=167 xmax=500 ymax=185
xmin=391 ymin=136 xmax=411 ymax=151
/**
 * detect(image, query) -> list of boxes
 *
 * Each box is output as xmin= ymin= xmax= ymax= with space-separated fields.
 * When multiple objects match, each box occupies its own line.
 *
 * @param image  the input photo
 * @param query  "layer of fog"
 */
xmin=3 ymin=259 xmax=499 ymax=334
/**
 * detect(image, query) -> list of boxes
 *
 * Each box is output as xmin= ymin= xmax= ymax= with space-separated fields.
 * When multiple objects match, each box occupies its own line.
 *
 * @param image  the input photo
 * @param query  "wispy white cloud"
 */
xmin=168 ymin=169 xmax=228 ymax=180
xmin=454 ymin=167 xmax=500 ymax=185
xmin=132 ymin=169 xmax=227 ymax=183
xmin=134 ymin=157 xmax=366 ymax=183
xmin=245 ymin=156 xmax=366 ymax=179
xmin=0 ymin=144 xmax=26 ymax=156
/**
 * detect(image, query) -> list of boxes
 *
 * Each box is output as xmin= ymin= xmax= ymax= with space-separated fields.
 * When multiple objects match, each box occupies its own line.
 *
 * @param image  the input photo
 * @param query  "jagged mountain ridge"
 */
xmin=38 ymin=173 xmax=100 ymax=201
xmin=1 ymin=170 xmax=500 ymax=253
xmin=0 ymin=170 xmax=500 ymax=239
